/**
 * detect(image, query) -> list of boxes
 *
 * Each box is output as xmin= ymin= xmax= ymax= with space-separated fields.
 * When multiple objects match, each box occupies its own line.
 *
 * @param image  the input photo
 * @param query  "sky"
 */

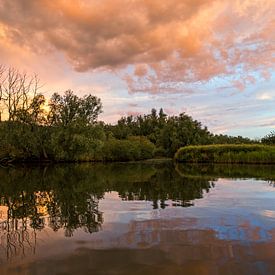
xmin=0 ymin=0 xmax=274 ymax=138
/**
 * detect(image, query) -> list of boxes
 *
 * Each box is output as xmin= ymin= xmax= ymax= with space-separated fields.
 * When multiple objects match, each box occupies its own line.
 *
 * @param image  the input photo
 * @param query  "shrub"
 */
xmin=175 ymin=144 xmax=275 ymax=164
xmin=101 ymin=137 xmax=155 ymax=161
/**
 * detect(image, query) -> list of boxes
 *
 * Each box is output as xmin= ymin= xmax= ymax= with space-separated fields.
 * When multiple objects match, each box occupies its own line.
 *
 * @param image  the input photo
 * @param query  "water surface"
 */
xmin=0 ymin=162 xmax=275 ymax=275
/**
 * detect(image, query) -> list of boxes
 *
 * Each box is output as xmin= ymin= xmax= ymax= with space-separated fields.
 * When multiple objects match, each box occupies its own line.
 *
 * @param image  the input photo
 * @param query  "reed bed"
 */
xmin=175 ymin=144 xmax=275 ymax=164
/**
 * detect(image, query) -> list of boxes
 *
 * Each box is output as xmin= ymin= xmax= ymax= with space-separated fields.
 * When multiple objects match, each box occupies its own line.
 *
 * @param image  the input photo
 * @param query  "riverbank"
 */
xmin=0 ymin=122 xmax=156 ymax=163
xmin=174 ymin=144 xmax=275 ymax=164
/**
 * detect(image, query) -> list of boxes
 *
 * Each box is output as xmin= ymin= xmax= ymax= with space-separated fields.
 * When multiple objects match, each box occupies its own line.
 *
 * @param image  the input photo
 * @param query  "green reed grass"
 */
xmin=175 ymin=144 xmax=275 ymax=164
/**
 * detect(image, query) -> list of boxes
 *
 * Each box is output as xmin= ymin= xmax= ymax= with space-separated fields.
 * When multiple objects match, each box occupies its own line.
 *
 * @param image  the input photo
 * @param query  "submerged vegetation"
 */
xmin=175 ymin=144 xmax=275 ymax=164
xmin=0 ymin=65 xmax=273 ymax=163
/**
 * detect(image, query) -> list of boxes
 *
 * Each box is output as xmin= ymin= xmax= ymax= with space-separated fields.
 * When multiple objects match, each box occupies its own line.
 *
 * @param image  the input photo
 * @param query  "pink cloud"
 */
xmin=0 ymin=0 xmax=274 ymax=94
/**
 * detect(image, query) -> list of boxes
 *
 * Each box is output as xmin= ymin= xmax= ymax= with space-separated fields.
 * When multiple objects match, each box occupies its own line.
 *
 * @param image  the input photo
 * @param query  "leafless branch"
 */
xmin=0 ymin=65 xmax=42 ymax=121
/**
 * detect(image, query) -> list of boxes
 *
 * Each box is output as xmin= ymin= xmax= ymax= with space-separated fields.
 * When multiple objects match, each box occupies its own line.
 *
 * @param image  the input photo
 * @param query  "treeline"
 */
xmin=0 ymin=106 xmax=255 ymax=163
xmin=0 ymin=65 xmax=271 ymax=163
xmin=105 ymin=109 xmax=255 ymax=157
xmin=0 ymin=116 xmax=156 ymax=163
xmin=0 ymin=66 xmax=155 ymax=162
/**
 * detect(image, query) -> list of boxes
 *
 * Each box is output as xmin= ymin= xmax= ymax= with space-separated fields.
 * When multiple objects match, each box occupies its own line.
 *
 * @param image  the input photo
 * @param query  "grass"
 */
xmin=174 ymin=144 xmax=275 ymax=164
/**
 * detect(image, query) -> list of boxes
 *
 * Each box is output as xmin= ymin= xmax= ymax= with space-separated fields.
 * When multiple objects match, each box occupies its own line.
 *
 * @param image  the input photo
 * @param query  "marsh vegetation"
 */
xmin=175 ymin=144 xmax=275 ymax=164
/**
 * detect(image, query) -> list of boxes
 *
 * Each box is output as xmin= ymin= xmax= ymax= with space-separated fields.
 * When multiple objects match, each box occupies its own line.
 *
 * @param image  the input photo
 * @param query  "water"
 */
xmin=0 ymin=162 xmax=275 ymax=275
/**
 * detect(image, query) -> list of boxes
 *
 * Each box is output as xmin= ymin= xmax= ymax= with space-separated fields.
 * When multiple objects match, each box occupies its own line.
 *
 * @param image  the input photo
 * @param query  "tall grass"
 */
xmin=174 ymin=144 xmax=275 ymax=164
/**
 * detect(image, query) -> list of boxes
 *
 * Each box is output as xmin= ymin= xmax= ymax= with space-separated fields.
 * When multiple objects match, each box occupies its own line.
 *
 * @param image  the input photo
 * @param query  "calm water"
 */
xmin=0 ymin=162 xmax=275 ymax=275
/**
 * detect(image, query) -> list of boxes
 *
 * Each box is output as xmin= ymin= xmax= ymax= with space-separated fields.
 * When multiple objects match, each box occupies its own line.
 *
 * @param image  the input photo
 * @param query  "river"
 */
xmin=0 ymin=161 xmax=274 ymax=274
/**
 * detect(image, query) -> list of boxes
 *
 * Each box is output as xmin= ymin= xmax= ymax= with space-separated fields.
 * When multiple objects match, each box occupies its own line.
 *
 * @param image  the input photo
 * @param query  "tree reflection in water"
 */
xmin=1 ymin=162 xmax=274 ymax=261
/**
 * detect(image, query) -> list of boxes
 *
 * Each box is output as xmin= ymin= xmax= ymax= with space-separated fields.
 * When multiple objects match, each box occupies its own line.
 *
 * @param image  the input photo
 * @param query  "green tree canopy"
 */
xmin=48 ymin=90 xmax=102 ymax=126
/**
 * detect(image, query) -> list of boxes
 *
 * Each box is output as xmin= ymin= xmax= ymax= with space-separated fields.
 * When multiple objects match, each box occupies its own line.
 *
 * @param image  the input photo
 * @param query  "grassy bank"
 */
xmin=174 ymin=144 xmax=275 ymax=164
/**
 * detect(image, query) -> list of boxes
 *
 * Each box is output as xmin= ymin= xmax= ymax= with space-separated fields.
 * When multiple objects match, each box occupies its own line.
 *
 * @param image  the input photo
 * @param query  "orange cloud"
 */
xmin=0 ymin=0 xmax=274 ymax=93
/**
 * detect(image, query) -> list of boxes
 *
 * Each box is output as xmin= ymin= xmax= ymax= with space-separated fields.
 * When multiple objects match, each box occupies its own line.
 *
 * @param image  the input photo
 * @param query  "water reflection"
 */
xmin=0 ymin=216 xmax=37 ymax=262
xmin=0 ymin=162 xmax=275 ymax=274
xmin=176 ymin=163 xmax=275 ymax=181
xmin=0 ymin=162 xmax=214 ymax=261
xmin=7 ymin=221 xmax=275 ymax=275
xmin=0 ymin=162 xmax=215 ymax=228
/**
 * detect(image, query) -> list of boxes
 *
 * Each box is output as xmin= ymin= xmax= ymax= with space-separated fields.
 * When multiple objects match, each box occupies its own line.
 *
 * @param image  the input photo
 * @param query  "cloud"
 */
xmin=256 ymin=90 xmax=275 ymax=100
xmin=128 ymin=103 xmax=138 ymax=108
xmin=0 ymin=0 xmax=274 ymax=93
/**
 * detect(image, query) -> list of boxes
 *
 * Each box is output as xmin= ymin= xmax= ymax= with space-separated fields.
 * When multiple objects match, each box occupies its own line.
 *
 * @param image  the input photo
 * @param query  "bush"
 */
xmin=0 ymin=122 xmax=45 ymax=160
xmin=175 ymin=144 xmax=275 ymax=164
xmin=101 ymin=137 xmax=155 ymax=161
xmin=47 ymin=124 xmax=105 ymax=161
xmin=0 ymin=122 xmax=156 ymax=163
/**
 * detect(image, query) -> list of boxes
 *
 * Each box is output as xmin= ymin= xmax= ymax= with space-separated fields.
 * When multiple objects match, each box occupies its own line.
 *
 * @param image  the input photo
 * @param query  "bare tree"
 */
xmin=0 ymin=65 xmax=7 ymax=121
xmin=0 ymin=65 xmax=43 ymax=123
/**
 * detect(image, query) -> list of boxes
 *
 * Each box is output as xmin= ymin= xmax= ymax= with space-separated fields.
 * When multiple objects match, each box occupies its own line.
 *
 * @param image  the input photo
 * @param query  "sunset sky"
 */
xmin=0 ymin=0 xmax=274 ymax=138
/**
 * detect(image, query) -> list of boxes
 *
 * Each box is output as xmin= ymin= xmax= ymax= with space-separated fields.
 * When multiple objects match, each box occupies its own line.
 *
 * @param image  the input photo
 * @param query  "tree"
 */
xmin=262 ymin=131 xmax=275 ymax=145
xmin=0 ymin=66 xmax=41 ymax=122
xmin=48 ymin=90 xmax=102 ymax=126
xmin=15 ymin=94 xmax=46 ymax=124
xmin=108 ymin=109 xmax=212 ymax=156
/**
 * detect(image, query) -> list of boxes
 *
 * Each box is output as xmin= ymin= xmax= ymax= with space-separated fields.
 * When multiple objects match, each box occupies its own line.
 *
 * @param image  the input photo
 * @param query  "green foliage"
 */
xmin=48 ymin=90 xmax=102 ymax=126
xmin=262 ymin=131 xmax=275 ymax=145
xmin=0 ymin=88 xmax=262 ymax=163
xmin=15 ymin=94 xmax=46 ymax=124
xmin=0 ymin=122 xmax=46 ymax=160
xmin=175 ymin=144 xmax=275 ymax=164
xmin=1 ymin=90 xmax=158 ymax=163
xmin=106 ymin=109 xmax=256 ymax=158
xmin=47 ymin=123 xmax=105 ymax=161
xmin=106 ymin=109 xmax=212 ymax=157
xmin=0 ymin=121 xmax=155 ymax=162
xmin=0 ymin=65 xmax=262 ymax=163
xmin=210 ymin=134 xmax=256 ymax=144
xmin=100 ymin=136 xmax=155 ymax=161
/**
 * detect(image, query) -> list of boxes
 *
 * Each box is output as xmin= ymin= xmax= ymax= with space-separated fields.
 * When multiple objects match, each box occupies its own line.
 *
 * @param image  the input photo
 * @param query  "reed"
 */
xmin=175 ymin=144 xmax=275 ymax=164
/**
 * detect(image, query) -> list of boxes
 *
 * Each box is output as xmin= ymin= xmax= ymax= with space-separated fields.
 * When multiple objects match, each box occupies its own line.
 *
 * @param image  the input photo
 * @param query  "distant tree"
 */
xmin=107 ymin=109 xmax=212 ymax=157
xmin=48 ymin=90 xmax=102 ymax=126
xmin=262 ymin=131 xmax=275 ymax=145
xmin=211 ymin=134 xmax=254 ymax=145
